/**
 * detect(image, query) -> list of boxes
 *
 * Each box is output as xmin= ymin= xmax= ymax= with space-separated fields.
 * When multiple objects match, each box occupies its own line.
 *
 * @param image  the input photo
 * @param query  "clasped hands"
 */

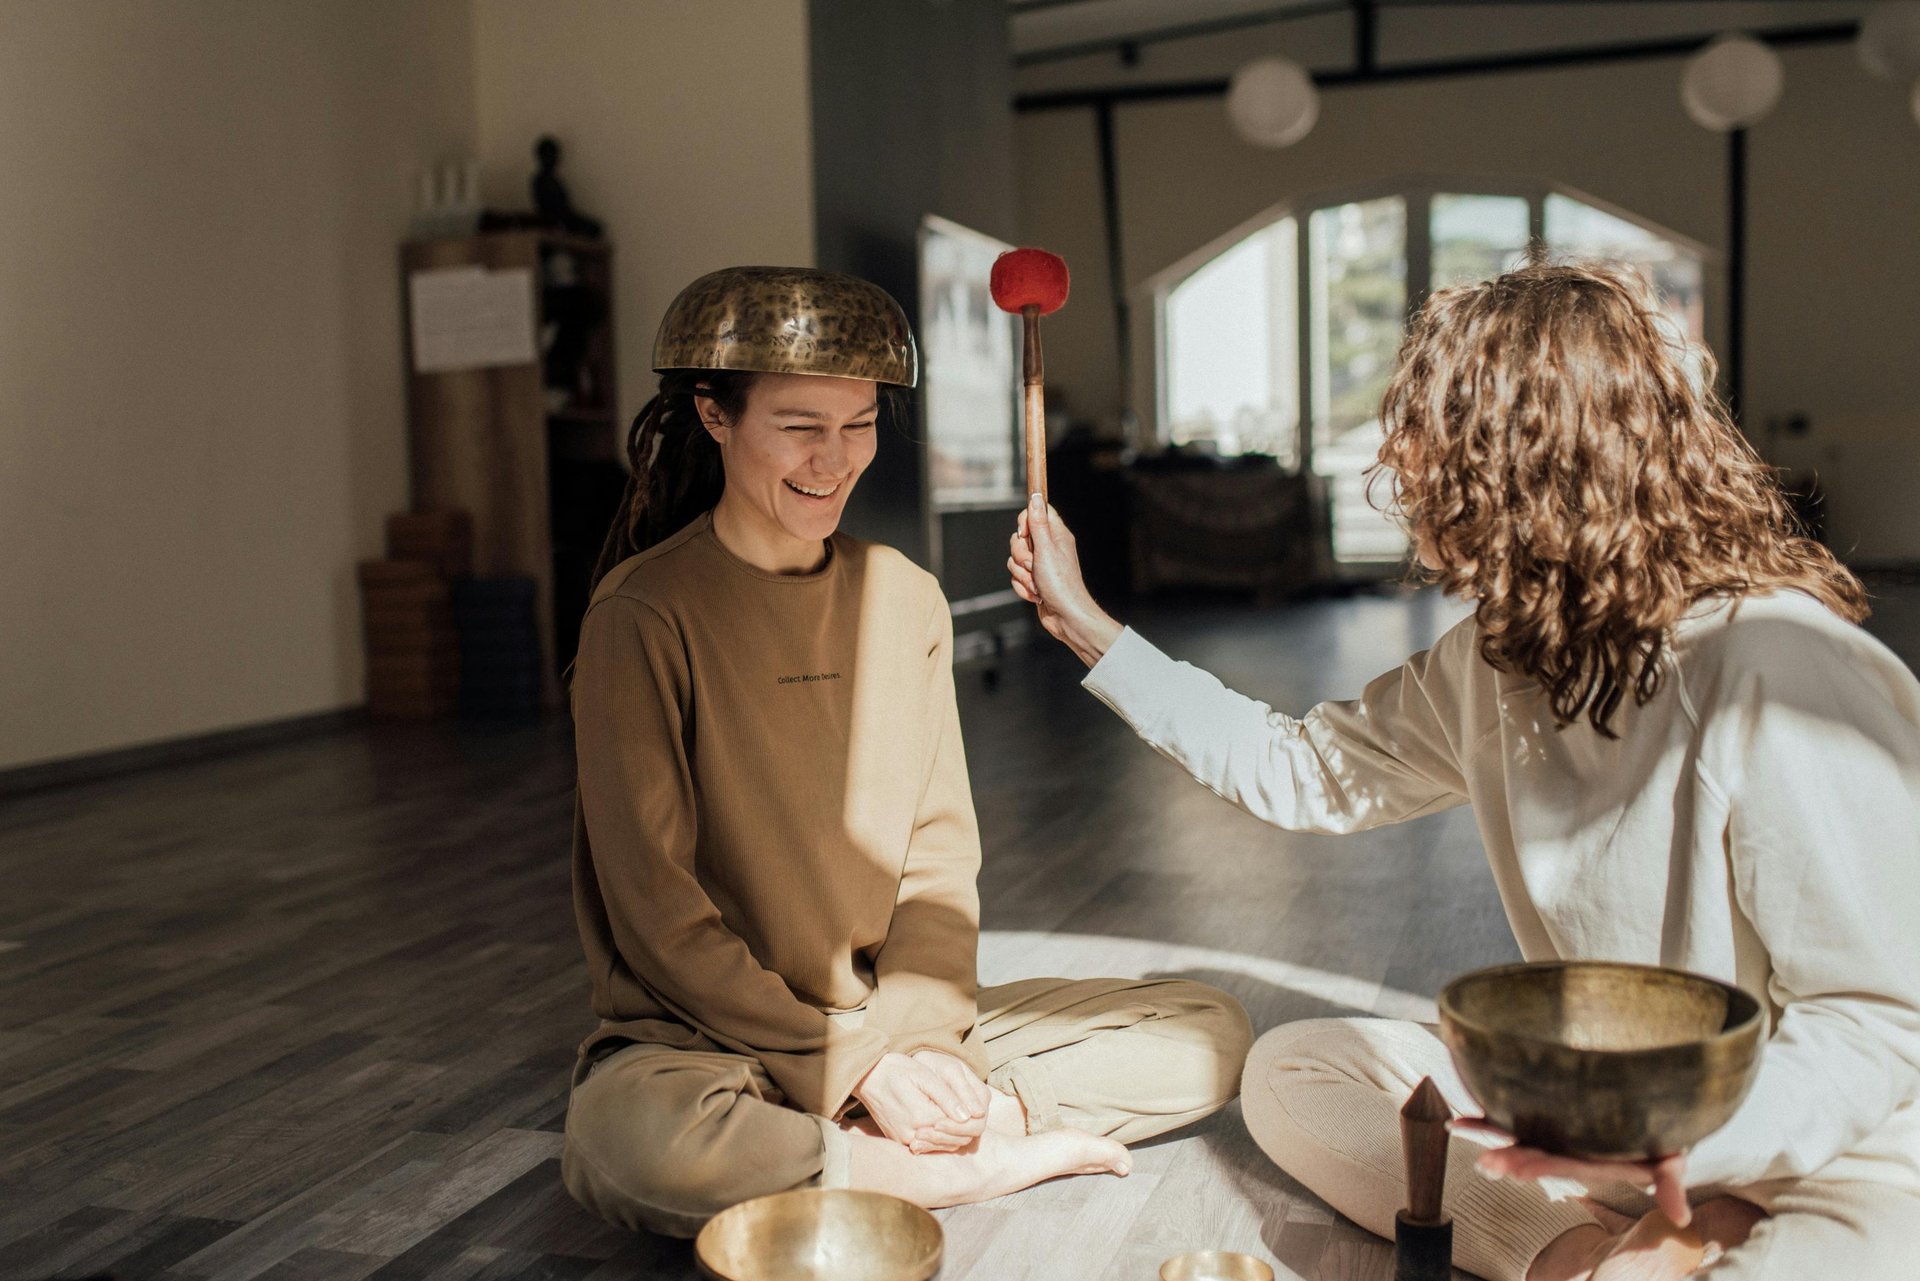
xmin=852 ymin=1049 xmax=992 ymax=1154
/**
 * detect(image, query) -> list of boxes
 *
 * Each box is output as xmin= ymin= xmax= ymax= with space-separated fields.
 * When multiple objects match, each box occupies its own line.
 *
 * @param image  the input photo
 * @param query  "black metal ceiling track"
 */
xmin=1016 ymin=1 xmax=1351 ymax=67
xmin=1011 ymin=0 xmax=1852 ymax=11
xmin=1728 ymin=125 xmax=1749 ymax=423
xmin=1013 ymin=20 xmax=1860 ymax=111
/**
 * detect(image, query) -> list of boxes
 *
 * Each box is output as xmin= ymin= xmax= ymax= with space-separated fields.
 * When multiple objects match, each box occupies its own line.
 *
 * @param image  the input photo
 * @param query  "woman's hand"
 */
xmin=1452 ymin=1118 xmax=1693 ymax=1226
xmin=1008 ymin=494 xmax=1124 ymax=668
xmin=852 ymin=1050 xmax=991 ymax=1154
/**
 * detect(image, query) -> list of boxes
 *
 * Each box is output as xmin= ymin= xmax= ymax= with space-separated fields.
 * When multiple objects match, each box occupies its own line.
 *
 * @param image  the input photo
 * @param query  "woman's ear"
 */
xmin=692 ymin=390 xmax=728 ymax=442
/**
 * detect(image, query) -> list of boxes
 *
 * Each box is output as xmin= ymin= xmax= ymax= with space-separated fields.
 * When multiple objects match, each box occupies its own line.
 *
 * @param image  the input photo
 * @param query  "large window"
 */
xmin=1165 ymin=218 xmax=1299 ymax=466
xmin=1544 ymin=194 xmax=1706 ymax=348
xmin=1310 ymin=196 xmax=1408 ymax=562
xmin=1157 ymin=182 xmax=1709 ymax=563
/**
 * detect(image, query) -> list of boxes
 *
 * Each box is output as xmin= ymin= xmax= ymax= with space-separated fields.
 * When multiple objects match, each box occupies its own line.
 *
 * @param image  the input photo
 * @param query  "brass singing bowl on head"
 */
xmin=1160 ymin=1250 xmax=1277 ymax=1281
xmin=1439 ymin=960 xmax=1764 ymax=1160
xmin=695 ymin=1189 xmax=942 ymax=1281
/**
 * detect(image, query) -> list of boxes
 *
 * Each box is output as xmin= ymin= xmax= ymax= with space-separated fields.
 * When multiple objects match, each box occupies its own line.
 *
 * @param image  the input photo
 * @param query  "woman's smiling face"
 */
xmin=698 ymin=372 xmax=880 ymax=570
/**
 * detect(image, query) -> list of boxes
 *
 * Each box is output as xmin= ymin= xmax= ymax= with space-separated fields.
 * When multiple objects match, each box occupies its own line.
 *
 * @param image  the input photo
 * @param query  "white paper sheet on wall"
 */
xmin=408 ymin=266 xmax=537 ymax=373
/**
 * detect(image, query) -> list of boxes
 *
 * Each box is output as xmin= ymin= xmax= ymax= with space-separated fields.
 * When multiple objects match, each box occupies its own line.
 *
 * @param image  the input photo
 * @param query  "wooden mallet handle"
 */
xmin=1022 ymin=305 xmax=1047 ymax=503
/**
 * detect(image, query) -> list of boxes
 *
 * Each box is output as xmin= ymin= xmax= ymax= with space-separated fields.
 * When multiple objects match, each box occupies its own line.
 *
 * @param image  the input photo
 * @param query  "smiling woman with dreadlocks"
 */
xmin=558 ymin=266 xmax=1251 ymax=1239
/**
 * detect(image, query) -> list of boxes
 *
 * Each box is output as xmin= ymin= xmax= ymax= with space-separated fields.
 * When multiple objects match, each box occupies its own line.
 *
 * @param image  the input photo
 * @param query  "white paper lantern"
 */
xmin=1681 ymin=35 xmax=1784 ymax=132
xmin=1226 ymin=57 xmax=1319 ymax=149
xmin=1858 ymin=3 xmax=1920 ymax=81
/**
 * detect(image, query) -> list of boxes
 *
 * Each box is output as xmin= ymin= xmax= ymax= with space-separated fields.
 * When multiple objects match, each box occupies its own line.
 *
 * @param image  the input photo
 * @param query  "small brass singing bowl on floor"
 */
xmin=1159 ymin=1251 xmax=1276 ymax=1281
xmin=694 ymin=1188 xmax=942 ymax=1281
xmin=1439 ymin=960 xmax=1764 ymax=1161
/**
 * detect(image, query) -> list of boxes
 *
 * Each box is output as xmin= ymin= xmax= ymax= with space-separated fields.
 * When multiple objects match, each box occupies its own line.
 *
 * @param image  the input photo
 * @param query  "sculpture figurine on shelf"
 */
xmin=531 ymin=136 xmax=603 ymax=239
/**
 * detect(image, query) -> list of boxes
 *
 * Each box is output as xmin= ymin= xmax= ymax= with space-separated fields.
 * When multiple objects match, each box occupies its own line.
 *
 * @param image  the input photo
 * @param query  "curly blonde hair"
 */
xmin=1371 ymin=260 xmax=1866 ymax=736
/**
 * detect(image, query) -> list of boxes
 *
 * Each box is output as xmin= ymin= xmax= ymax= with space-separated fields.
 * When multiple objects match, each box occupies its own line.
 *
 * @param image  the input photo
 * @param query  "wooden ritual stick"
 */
xmin=1395 ymin=1076 xmax=1455 ymax=1281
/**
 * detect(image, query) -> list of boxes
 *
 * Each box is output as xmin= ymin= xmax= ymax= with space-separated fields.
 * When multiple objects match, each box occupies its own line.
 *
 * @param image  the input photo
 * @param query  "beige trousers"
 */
xmin=1242 ymin=1017 xmax=1920 ymax=1281
xmin=563 ymin=976 xmax=1253 ymax=1237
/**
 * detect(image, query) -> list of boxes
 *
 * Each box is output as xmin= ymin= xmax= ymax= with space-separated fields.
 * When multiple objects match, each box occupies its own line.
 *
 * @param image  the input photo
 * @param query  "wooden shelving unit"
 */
xmin=400 ymin=230 xmax=618 ymax=710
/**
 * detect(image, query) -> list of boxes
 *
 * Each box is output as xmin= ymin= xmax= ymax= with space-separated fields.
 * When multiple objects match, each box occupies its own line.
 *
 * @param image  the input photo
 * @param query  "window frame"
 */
xmin=1149 ymin=175 xmax=1718 ymax=482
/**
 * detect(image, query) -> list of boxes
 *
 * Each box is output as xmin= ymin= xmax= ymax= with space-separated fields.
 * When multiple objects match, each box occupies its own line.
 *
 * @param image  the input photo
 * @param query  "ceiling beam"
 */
xmin=1014 ymin=19 xmax=1857 ymax=110
xmin=1015 ymin=1 xmax=1348 ymax=67
xmin=1012 ymin=0 xmax=1867 ymax=66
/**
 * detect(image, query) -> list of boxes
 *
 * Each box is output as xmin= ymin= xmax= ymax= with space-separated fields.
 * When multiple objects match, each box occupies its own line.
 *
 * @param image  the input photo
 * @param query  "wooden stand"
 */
xmin=400 ymin=231 xmax=616 ymax=709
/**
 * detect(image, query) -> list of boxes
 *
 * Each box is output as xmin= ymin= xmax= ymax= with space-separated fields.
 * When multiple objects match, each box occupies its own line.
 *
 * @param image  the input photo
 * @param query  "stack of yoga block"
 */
xmin=358 ymin=512 xmax=471 ymax=720
xmin=358 ymin=511 xmax=543 ymax=720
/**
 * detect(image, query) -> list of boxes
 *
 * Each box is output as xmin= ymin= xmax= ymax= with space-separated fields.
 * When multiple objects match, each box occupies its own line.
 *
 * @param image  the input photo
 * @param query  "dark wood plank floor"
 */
xmin=5 ymin=584 xmax=1915 ymax=1280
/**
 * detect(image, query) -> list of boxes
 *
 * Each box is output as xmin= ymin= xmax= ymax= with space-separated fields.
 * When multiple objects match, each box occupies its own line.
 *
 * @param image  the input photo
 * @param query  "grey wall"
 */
xmin=809 ymin=0 xmax=1020 ymax=572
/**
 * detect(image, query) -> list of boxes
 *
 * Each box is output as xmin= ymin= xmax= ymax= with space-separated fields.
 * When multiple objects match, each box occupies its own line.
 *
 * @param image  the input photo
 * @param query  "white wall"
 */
xmin=0 ymin=0 xmax=821 ymax=774
xmin=469 ymin=0 xmax=816 ymax=433
xmin=1016 ymin=39 xmax=1920 ymax=559
xmin=0 ymin=0 xmax=477 ymax=772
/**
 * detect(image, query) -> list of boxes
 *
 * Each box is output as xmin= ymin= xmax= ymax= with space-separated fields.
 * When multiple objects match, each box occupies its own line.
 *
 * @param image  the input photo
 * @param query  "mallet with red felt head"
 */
xmin=990 ymin=248 xmax=1070 ymax=504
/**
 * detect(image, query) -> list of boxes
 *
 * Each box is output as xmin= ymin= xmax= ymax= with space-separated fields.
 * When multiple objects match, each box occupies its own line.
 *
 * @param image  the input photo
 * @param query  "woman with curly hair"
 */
xmin=1009 ymin=261 xmax=1919 ymax=1280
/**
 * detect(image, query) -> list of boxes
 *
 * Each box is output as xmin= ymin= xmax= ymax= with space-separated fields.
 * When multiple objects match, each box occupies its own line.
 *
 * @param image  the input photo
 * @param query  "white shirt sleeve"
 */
xmin=1080 ymin=624 xmax=1471 ymax=834
xmin=1685 ymin=629 xmax=1920 ymax=1186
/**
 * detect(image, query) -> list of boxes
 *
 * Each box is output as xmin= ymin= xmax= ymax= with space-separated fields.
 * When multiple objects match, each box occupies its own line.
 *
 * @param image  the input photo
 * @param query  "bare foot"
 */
xmin=1528 ymin=1198 xmax=1766 ymax=1281
xmin=985 ymin=1085 xmax=1028 ymax=1137
xmin=1688 ymin=1196 xmax=1766 ymax=1267
xmin=1576 ymin=1198 xmax=1637 ymax=1235
xmin=845 ymin=1121 xmax=1129 ymax=1208
xmin=1591 ymin=1213 xmax=1707 ymax=1281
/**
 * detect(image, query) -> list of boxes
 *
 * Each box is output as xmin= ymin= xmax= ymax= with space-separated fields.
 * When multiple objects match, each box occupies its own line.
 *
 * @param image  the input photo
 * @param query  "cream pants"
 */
xmin=1242 ymin=1017 xmax=1920 ymax=1281
xmin=562 ymin=976 xmax=1253 ymax=1237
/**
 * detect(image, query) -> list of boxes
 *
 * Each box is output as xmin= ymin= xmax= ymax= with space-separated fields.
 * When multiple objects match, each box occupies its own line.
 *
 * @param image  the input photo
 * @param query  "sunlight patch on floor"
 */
xmin=980 ymin=929 xmax=1438 ymax=1023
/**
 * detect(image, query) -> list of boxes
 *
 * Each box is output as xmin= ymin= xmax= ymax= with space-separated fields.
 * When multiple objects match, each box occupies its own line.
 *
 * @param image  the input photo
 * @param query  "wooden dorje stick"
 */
xmin=1395 ymin=1076 xmax=1454 ymax=1281
xmin=1401 ymin=1076 xmax=1451 ymax=1223
xmin=989 ymin=248 xmax=1070 ymax=506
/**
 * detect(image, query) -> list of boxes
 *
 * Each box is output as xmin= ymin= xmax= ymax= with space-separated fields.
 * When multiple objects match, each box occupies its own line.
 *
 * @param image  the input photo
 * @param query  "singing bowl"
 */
xmin=1439 ymin=960 xmax=1764 ymax=1160
xmin=695 ymin=1189 xmax=942 ymax=1281
xmin=1160 ymin=1251 xmax=1277 ymax=1281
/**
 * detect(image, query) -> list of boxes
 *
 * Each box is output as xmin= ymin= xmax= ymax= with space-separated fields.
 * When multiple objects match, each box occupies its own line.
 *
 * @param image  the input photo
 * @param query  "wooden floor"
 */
xmin=5 ymin=583 xmax=1916 ymax=1281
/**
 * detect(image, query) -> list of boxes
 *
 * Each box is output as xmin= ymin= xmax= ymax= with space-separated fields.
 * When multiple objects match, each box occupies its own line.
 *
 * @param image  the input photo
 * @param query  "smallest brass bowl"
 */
xmin=695 ymin=1188 xmax=941 ymax=1281
xmin=1160 ymin=1250 xmax=1277 ymax=1281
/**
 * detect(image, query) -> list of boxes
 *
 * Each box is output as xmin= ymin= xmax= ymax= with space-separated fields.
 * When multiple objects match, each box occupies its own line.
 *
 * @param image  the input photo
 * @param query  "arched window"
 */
xmin=1154 ymin=181 xmax=1709 ymax=563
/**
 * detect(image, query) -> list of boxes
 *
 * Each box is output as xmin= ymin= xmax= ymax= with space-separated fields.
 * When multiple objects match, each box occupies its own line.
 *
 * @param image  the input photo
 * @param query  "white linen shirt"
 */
xmin=1083 ymin=591 xmax=1920 ymax=1191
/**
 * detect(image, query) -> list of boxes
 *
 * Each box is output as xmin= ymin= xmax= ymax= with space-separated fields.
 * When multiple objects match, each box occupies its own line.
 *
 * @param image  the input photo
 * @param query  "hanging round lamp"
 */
xmin=1858 ymin=2 xmax=1920 ymax=81
xmin=1226 ymin=57 xmax=1320 ymax=148
xmin=1681 ymin=34 xmax=1785 ymax=132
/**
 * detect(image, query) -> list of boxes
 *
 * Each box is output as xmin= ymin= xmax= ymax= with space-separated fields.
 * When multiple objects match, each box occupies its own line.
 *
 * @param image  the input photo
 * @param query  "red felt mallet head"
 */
xmin=991 ymin=248 xmax=1070 ymax=316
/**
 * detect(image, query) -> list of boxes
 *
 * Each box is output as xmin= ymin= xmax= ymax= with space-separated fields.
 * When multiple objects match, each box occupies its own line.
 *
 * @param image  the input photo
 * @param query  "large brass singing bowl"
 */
xmin=1439 ymin=961 xmax=1764 ymax=1160
xmin=695 ymin=1189 xmax=942 ymax=1281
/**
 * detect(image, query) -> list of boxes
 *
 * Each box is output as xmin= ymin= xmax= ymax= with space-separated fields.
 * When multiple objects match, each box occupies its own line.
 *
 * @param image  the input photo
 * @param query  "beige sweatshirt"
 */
xmin=569 ymin=512 xmax=985 ymax=1118
xmin=1085 ymin=591 xmax=1920 ymax=1193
